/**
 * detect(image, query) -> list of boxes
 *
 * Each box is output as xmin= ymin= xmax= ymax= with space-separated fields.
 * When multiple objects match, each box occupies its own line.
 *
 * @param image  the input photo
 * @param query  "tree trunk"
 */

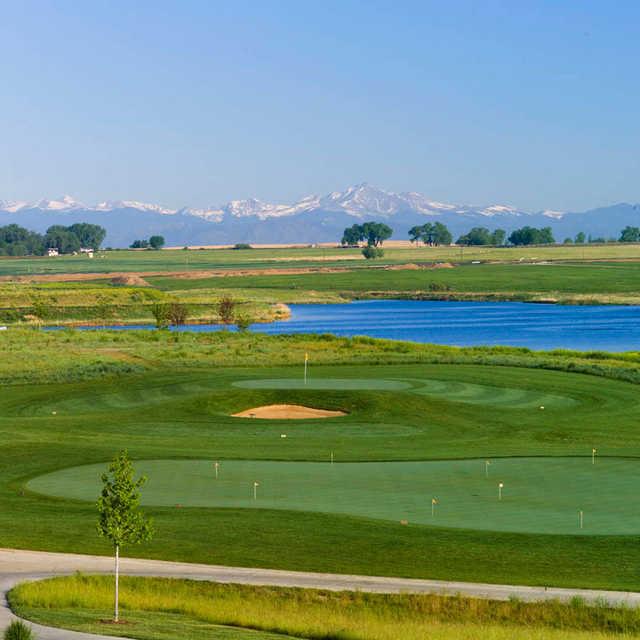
xmin=114 ymin=544 xmax=120 ymax=622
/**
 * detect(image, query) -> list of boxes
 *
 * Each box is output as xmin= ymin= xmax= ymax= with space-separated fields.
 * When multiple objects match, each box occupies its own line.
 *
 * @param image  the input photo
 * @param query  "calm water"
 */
xmin=81 ymin=300 xmax=640 ymax=352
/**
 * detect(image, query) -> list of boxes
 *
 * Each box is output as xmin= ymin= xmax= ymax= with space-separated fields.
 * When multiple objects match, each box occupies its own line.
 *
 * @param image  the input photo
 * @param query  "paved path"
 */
xmin=2 ymin=548 xmax=640 ymax=638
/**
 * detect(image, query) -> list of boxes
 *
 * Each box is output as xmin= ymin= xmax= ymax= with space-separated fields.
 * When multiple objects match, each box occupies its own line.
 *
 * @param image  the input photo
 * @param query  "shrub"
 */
xmin=362 ymin=246 xmax=384 ymax=260
xmin=151 ymin=303 xmax=170 ymax=329
xmin=235 ymin=314 xmax=253 ymax=331
xmin=216 ymin=296 xmax=236 ymax=325
xmin=233 ymin=243 xmax=253 ymax=250
xmin=4 ymin=620 xmax=34 ymax=640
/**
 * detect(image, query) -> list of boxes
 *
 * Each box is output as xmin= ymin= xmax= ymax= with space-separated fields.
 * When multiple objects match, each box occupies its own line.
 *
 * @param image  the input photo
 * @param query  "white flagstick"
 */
xmin=304 ymin=353 xmax=308 ymax=385
xmin=330 ymin=451 xmax=334 ymax=465
xmin=498 ymin=482 xmax=504 ymax=501
xmin=431 ymin=497 xmax=438 ymax=517
xmin=253 ymin=481 xmax=259 ymax=500
xmin=485 ymin=460 xmax=491 ymax=478
xmin=214 ymin=462 xmax=219 ymax=479
xmin=579 ymin=510 xmax=584 ymax=529
xmin=592 ymin=448 xmax=597 ymax=465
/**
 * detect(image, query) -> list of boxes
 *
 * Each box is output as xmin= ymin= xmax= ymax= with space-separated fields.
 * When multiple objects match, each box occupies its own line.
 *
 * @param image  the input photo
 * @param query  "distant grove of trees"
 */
xmin=341 ymin=222 xmax=393 ymax=259
xmin=130 ymin=235 xmax=165 ymax=250
xmin=0 ymin=222 xmax=106 ymax=256
xmin=341 ymin=222 xmax=640 ymax=249
xmin=409 ymin=222 xmax=452 ymax=246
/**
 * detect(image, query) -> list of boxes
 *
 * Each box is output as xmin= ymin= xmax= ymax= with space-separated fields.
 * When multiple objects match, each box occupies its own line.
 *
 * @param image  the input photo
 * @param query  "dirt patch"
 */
xmin=233 ymin=404 xmax=346 ymax=419
xmin=111 ymin=275 xmax=151 ymax=286
xmin=384 ymin=262 xmax=455 ymax=271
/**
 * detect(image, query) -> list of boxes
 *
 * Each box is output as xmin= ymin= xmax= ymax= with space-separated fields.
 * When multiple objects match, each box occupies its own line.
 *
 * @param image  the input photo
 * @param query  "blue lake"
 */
xmin=80 ymin=300 xmax=640 ymax=352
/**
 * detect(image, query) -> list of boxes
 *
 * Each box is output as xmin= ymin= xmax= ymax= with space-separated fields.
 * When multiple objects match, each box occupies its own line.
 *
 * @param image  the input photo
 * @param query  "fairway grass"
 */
xmin=12 ymin=575 xmax=640 ymax=640
xmin=27 ymin=457 xmax=640 ymax=535
xmin=4 ymin=331 xmax=640 ymax=589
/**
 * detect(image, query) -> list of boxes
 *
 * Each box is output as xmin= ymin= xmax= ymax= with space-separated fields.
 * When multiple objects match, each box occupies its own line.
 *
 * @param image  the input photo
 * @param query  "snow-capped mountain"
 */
xmin=0 ymin=184 xmax=637 ymax=246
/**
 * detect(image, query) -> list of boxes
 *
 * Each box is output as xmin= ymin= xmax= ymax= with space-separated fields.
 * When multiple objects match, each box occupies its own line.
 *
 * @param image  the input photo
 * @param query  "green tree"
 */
xmin=149 ymin=235 xmax=165 ymax=250
xmin=44 ymin=225 xmax=81 ymax=254
xmin=490 ymin=229 xmax=506 ymax=246
xmin=130 ymin=239 xmax=149 ymax=249
xmin=151 ymin=303 xmax=170 ymax=329
xmin=341 ymin=224 xmax=364 ymax=246
xmin=97 ymin=451 xmax=153 ymax=623
xmin=574 ymin=231 xmax=586 ymax=244
xmin=67 ymin=222 xmax=107 ymax=249
xmin=508 ymin=226 xmax=555 ymax=246
xmin=361 ymin=221 xmax=392 ymax=246
xmin=457 ymin=227 xmax=492 ymax=246
xmin=619 ymin=226 xmax=640 ymax=243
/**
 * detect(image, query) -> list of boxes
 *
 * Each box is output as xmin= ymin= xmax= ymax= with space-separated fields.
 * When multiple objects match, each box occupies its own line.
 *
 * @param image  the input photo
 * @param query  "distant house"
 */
xmin=47 ymin=248 xmax=59 ymax=257
xmin=79 ymin=247 xmax=93 ymax=254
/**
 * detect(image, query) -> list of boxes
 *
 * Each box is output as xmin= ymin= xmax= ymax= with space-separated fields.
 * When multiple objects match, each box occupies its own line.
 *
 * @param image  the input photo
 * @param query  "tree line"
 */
xmin=0 ymin=222 xmax=106 ymax=256
xmin=342 ymin=221 xmax=640 ymax=253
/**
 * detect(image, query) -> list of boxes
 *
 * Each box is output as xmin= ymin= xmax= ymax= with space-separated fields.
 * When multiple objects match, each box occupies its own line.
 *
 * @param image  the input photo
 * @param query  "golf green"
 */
xmin=233 ymin=378 xmax=575 ymax=409
xmin=27 ymin=456 xmax=638 ymax=535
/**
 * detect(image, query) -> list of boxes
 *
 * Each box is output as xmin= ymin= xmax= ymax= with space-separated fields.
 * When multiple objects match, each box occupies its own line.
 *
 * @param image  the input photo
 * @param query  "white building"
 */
xmin=47 ymin=248 xmax=59 ymax=257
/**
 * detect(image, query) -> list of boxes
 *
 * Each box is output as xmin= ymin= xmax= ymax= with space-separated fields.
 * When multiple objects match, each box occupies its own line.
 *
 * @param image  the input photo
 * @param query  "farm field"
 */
xmin=3 ymin=329 xmax=640 ymax=592
xmin=1 ymin=242 xmax=640 ymax=278
xmin=3 ymin=254 xmax=640 ymax=327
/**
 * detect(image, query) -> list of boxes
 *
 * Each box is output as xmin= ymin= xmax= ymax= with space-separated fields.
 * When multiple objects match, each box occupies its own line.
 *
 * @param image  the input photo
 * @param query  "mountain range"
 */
xmin=1 ymin=184 xmax=638 ymax=246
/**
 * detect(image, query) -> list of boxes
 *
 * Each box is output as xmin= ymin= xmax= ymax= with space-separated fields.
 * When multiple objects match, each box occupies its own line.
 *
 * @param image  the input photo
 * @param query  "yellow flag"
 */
xmin=432 ymin=498 xmax=438 ymax=505
xmin=305 ymin=353 xmax=309 ymax=361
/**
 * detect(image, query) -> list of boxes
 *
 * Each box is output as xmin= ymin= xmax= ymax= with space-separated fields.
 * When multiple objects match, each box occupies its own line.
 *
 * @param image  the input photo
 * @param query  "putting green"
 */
xmin=234 ymin=377 xmax=576 ymax=409
xmin=233 ymin=378 xmax=413 ymax=391
xmin=27 ymin=457 xmax=639 ymax=535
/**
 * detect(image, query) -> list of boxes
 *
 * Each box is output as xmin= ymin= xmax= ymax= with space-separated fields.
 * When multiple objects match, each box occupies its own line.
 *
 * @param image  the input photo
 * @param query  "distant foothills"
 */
xmin=1 ymin=183 xmax=639 ymax=247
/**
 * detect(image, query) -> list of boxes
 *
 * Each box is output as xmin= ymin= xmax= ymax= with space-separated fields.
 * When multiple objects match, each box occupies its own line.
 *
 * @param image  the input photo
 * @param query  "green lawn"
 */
xmin=2 ymin=330 xmax=640 ymax=589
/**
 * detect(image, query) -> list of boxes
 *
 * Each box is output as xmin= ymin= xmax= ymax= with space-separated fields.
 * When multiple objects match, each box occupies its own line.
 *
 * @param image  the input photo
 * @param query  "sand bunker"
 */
xmin=232 ymin=404 xmax=346 ymax=420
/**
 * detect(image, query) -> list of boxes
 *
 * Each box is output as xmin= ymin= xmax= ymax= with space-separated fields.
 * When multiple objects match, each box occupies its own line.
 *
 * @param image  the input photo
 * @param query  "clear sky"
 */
xmin=1 ymin=1 xmax=639 ymax=211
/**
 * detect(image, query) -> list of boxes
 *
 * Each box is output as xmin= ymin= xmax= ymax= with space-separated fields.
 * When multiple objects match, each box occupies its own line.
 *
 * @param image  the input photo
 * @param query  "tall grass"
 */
xmin=2 ymin=328 xmax=640 ymax=387
xmin=10 ymin=575 xmax=640 ymax=640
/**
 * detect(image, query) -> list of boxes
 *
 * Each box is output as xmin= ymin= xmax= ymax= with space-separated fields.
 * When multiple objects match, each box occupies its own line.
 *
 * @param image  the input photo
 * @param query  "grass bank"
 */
xmin=11 ymin=575 xmax=640 ymax=640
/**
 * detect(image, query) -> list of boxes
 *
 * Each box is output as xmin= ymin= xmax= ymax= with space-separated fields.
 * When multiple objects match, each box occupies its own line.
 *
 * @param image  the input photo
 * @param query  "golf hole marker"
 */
xmin=485 ymin=460 xmax=491 ymax=478
xmin=579 ymin=509 xmax=584 ymax=529
xmin=498 ymin=482 xmax=504 ymax=501
xmin=214 ymin=461 xmax=219 ymax=479
xmin=304 ymin=352 xmax=309 ymax=385
xmin=592 ymin=448 xmax=597 ymax=465
xmin=431 ymin=497 xmax=438 ymax=517
xmin=253 ymin=481 xmax=259 ymax=500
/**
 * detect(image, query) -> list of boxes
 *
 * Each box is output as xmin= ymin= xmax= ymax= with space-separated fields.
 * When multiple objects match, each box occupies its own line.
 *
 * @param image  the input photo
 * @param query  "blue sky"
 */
xmin=1 ymin=1 xmax=639 ymax=211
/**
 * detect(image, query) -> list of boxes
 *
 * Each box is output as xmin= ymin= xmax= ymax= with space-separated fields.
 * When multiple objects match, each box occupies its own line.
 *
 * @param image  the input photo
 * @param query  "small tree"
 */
xmin=151 ymin=302 xmax=170 ymax=329
xmin=97 ymin=451 xmax=153 ymax=623
xmin=168 ymin=302 xmax=188 ymax=326
xmin=149 ymin=235 xmax=165 ymax=250
xmin=217 ymin=296 xmax=236 ymax=325
xmin=235 ymin=313 xmax=253 ymax=331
